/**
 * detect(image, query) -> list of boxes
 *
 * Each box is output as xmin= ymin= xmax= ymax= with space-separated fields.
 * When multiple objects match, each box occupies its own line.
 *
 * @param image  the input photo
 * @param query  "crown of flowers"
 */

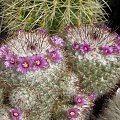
xmin=68 ymin=26 xmax=120 ymax=55
xmin=0 ymin=30 xmax=64 ymax=74
xmin=65 ymin=25 xmax=120 ymax=65
xmin=72 ymin=40 xmax=120 ymax=56
xmin=67 ymin=92 xmax=96 ymax=119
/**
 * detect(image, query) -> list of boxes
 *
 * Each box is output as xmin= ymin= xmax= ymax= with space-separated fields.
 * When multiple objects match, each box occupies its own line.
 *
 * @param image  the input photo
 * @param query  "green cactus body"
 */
xmin=65 ymin=24 xmax=120 ymax=96
xmin=1 ymin=0 xmax=108 ymax=33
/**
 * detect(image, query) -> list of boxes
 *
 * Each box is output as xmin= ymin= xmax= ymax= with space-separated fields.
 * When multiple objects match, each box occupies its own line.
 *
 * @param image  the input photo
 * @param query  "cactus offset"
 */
xmin=65 ymin=24 xmax=120 ymax=96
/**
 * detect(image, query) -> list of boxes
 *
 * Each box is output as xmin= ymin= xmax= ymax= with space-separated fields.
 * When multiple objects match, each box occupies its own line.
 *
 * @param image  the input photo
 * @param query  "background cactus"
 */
xmin=96 ymin=88 xmax=120 ymax=120
xmin=1 ymin=0 xmax=108 ymax=33
xmin=65 ymin=24 xmax=120 ymax=96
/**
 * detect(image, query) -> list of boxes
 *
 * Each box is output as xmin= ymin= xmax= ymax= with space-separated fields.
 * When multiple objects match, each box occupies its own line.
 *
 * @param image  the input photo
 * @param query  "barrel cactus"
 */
xmin=1 ymin=0 xmax=108 ymax=33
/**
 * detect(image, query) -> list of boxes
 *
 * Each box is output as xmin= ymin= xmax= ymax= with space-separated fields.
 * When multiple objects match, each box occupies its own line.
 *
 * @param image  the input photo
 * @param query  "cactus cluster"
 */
xmin=0 ymin=28 xmax=80 ymax=120
xmin=0 ymin=23 xmax=120 ymax=119
xmin=1 ymin=0 xmax=119 ymax=119
xmin=1 ymin=0 xmax=108 ymax=33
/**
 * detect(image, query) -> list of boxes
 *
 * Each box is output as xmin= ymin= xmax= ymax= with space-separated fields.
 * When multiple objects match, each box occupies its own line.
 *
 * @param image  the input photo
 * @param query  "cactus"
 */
xmin=0 ymin=105 xmax=11 ymax=120
xmin=1 ymin=0 xmax=108 ymax=33
xmin=0 ymin=28 xmax=90 ymax=120
xmin=96 ymin=88 xmax=120 ymax=120
xmin=0 ymin=24 xmax=120 ymax=119
xmin=0 ymin=88 xmax=3 ymax=104
xmin=9 ymin=87 xmax=37 ymax=110
xmin=0 ymin=29 xmax=67 ymax=85
xmin=65 ymin=24 xmax=120 ymax=96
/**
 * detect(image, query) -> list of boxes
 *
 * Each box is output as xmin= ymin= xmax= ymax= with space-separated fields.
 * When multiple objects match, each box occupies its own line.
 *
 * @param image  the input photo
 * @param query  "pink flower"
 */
xmin=4 ymin=53 xmax=18 ymax=68
xmin=112 ymin=44 xmax=120 ymax=54
xmin=0 ymin=45 xmax=10 ymax=59
xmin=67 ymin=108 xmax=79 ymax=119
xmin=50 ymin=35 xmax=64 ymax=47
xmin=101 ymin=45 xmax=113 ymax=55
xmin=79 ymin=42 xmax=92 ymax=54
xmin=64 ymin=26 xmax=73 ymax=34
xmin=37 ymin=28 xmax=48 ymax=37
xmin=37 ymin=28 xmax=47 ymax=33
xmin=116 ymin=37 xmax=120 ymax=46
xmin=74 ymin=95 xmax=87 ymax=106
xmin=17 ymin=29 xmax=25 ymax=39
xmin=47 ymin=48 xmax=63 ymax=63
xmin=89 ymin=92 xmax=97 ymax=101
xmin=17 ymin=57 xmax=31 ymax=74
xmin=101 ymin=24 xmax=111 ymax=32
xmin=31 ymin=54 xmax=49 ymax=70
xmin=72 ymin=42 xmax=80 ymax=51
xmin=9 ymin=108 xmax=23 ymax=120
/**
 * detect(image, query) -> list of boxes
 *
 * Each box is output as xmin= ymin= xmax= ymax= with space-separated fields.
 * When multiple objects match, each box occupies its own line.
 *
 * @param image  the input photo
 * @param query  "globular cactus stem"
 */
xmin=9 ymin=87 xmax=37 ymax=110
xmin=65 ymin=24 xmax=120 ymax=96
xmin=0 ymin=28 xmax=88 ymax=120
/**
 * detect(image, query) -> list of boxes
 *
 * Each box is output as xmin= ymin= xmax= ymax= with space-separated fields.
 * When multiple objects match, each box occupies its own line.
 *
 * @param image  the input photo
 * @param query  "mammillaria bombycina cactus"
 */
xmin=1 ymin=0 xmax=108 ymax=33
xmin=65 ymin=24 xmax=120 ymax=96
xmin=0 ymin=28 xmax=95 ymax=120
xmin=0 ymin=28 xmax=66 ymax=85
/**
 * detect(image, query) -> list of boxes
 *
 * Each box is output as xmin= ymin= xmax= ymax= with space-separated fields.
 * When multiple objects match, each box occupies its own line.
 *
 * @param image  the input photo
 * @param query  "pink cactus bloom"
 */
xmin=16 ymin=56 xmax=32 ymax=74
xmin=89 ymin=92 xmax=97 ymax=101
xmin=50 ymin=35 xmax=64 ymax=47
xmin=9 ymin=108 xmax=23 ymax=120
xmin=47 ymin=48 xmax=63 ymax=63
xmin=116 ymin=37 xmax=120 ymax=46
xmin=64 ymin=26 xmax=73 ymax=34
xmin=101 ymin=45 xmax=113 ymax=55
xmin=37 ymin=28 xmax=48 ymax=37
xmin=74 ymin=95 xmax=87 ymax=106
xmin=72 ymin=42 xmax=80 ymax=51
xmin=31 ymin=54 xmax=49 ymax=70
xmin=0 ymin=45 xmax=10 ymax=59
xmin=112 ymin=44 xmax=120 ymax=54
xmin=4 ymin=53 xmax=18 ymax=68
xmin=79 ymin=42 xmax=92 ymax=54
xmin=67 ymin=108 xmax=79 ymax=119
